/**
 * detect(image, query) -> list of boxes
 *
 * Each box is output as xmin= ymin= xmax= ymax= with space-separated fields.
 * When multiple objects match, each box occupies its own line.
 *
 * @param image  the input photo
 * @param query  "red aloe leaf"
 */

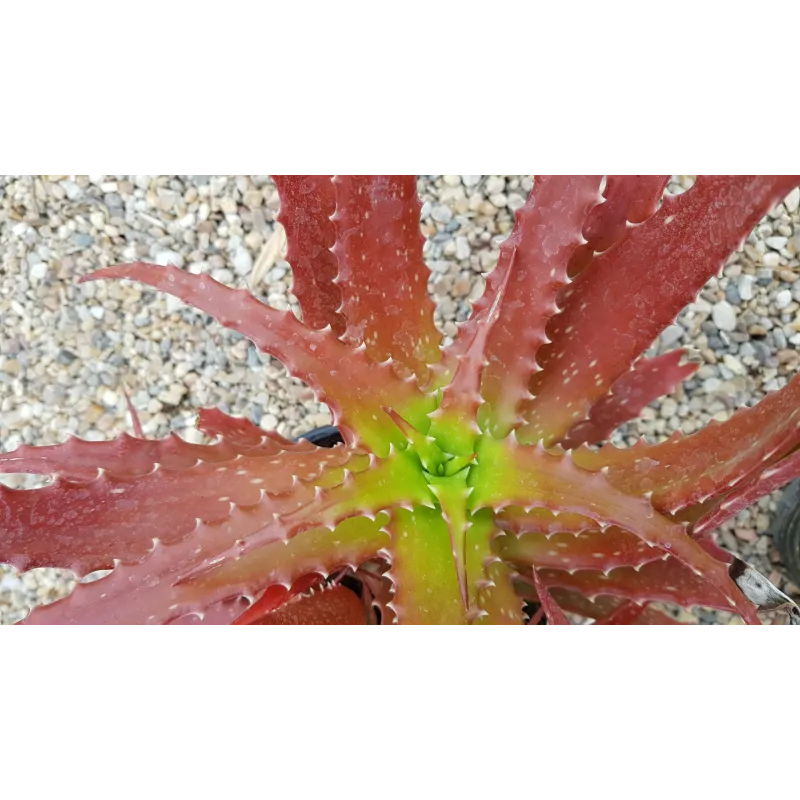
xmin=247 ymin=583 xmax=366 ymax=625
xmin=231 ymin=565 xmax=389 ymax=626
xmin=523 ymin=175 xmax=800 ymax=445
xmin=231 ymin=574 xmax=326 ymax=625
xmin=0 ymin=432 xmax=352 ymax=574
xmin=531 ymin=568 xmax=570 ymax=624
xmin=272 ymin=175 xmax=346 ymax=336
xmin=539 ymin=556 xmax=734 ymax=613
xmin=568 ymin=175 xmax=670 ymax=276
xmin=332 ymin=176 xmax=441 ymax=381
xmin=591 ymin=600 xmax=650 ymax=625
xmin=593 ymin=601 xmax=683 ymax=625
xmin=21 ymin=513 xmax=284 ymax=625
xmin=692 ymin=448 xmax=800 ymax=536
xmin=171 ymin=449 xmax=434 ymax=608
xmin=170 ymin=597 xmax=249 ymax=628
xmin=546 ymin=587 xmax=683 ymax=624
xmin=514 ymin=575 xmax=685 ymax=627
xmin=619 ymin=606 xmax=683 ymax=625
xmin=573 ymin=372 xmax=800 ymax=514
xmin=83 ymin=263 xmax=436 ymax=454
xmin=494 ymin=505 xmax=597 ymax=536
xmin=177 ymin=515 xmax=390 ymax=611
xmin=494 ymin=526 xmax=661 ymax=573
xmin=0 ymin=432 xmax=225 ymax=483
xmin=561 ymin=350 xmax=698 ymax=449
xmin=440 ymin=176 xmax=601 ymax=438
xmin=696 ymin=532 xmax=734 ymax=564
xmin=540 ymin=587 xmax=618 ymax=619
xmin=23 ymin=514 xmax=389 ymax=625
xmin=472 ymin=435 xmax=759 ymax=623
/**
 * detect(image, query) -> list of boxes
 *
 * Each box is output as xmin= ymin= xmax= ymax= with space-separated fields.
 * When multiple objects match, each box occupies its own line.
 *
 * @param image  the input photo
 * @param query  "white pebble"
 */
xmin=711 ymin=300 xmax=737 ymax=331
xmin=775 ymin=289 xmax=792 ymax=309
xmin=461 ymin=175 xmax=481 ymax=187
xmin=431 ymin=205 xmax=453 ymax=224
xmin=260 ymin=412 xmax=279 ymax=430
xmin=507 ymin=193 xmax=527 ymax=212
xmin=165 ymin=295 xmax=185 ymax=314
xmin=486 ymin=177 xmax=505 ymax=194
xmin=232 ymin=246 xmax=253 ymax=276
xmin=29 ymin=262 xmax=48 ymax=282
xmin=766 ymin=236 xmax=788 ymax=251
xmin=455 ymin=236 xmax=470 ymax=261
xmin=737 ymin=274 xmax=754 ymax=301
xmin=660 ymin=398 xmax=678 ymax=418
xmin=154 ymin=250 xmax=185 ymax=268
xmin=158 ymin=384 xmax=187 ymax=406
xmin=722 ymin=354 xmax=745 ymax=376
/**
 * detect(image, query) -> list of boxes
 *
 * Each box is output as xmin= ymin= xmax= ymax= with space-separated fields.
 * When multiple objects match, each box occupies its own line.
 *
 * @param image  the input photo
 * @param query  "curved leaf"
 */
xmin=523 ymin=175 xmax=800 ymax=445
xmin=531 ymin=568 xmax=570 ymax=624
xmin=439 ymin=176 xmax=601 ymax=438
xmin=573 ymin=371 xmax=800 ymax=514
xmin=470 ymin=435 xmax=759 ymax=623
xmin=178 ymin=512 xmax=391 ymax=605
xmin=22 ymin=514 xmax=389 ymax=625
xmin=539 ymin=557 xmax=737 ymax=613
xmin=0 ymin=432 xmax=353 ymax=574
xmin=692 ymin=448 xmax=800 ymax=536
xmin=561 ymin=350 xmax=697 ymax=449
xmin=83 ymin=263 xmax=436 ymax=454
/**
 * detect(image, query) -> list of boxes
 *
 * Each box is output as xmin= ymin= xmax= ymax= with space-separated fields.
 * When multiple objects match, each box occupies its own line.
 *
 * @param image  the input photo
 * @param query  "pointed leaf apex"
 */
xmin=442 ymin=453 xmax=477 ymax=477
xmin=383 ymin=407 xmax=444 ymax=472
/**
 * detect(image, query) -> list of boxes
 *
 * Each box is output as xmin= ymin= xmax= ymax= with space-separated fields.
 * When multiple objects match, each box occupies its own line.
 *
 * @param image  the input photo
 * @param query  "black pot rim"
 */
xmin=294 ymin=425 xmax=343 ymax=448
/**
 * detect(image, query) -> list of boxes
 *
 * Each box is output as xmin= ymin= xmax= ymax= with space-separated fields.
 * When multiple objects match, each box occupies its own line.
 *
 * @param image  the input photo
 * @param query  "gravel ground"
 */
xmin=1 ymin=175 xmax=799 ymax=624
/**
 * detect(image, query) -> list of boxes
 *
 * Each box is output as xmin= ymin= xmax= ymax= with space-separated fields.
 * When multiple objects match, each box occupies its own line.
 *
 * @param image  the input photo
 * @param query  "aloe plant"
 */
xmin=3 ymin=174 xmax=800 ymax=624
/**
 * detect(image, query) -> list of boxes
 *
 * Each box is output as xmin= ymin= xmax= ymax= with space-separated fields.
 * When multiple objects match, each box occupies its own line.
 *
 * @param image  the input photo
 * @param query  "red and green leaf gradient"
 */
xmin=3 ymin=175 xmax=800 ymax=624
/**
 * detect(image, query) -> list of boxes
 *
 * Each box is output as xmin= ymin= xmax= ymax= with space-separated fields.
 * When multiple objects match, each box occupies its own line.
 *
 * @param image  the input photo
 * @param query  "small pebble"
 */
xmin=712 ymin=301 xmax=737 ymax=332
xmin=737 ymin=274 xmax=755 ymax=301
xmin=660 ymin=324 xmax=684 ymax=347
xmin=776 ymin=289 xmax=792 ymax=309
